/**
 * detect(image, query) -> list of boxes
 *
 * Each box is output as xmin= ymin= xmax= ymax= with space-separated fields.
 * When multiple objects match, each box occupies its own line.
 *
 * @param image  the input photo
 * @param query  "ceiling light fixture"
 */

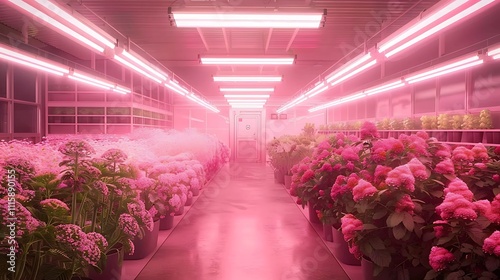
xmin=378 ymin=1 xmax=468 ymax=54
xmin=277 ymin=95 xmax=307 ymax=113
xmin=231 ymin=104 xmax=264 ymax=109
xmin=365 ymin=80 xmax=405 ymax=96
xmin=169 ymin=8 xmax=326 ymax=29
xmin=224 ymin=94 xmax=270 ymax=98
xmin=487 ymin=44 xmax=500 ymax=59
xmin=114 ymin=55 xmax=164 ymax=84
xmin=0 ymin=45 xmax=69 ymax=76
xmin=382 ymin=0 xmax=496 ymax=58
xmin=187 ymin=94 xmax=220 ymax=113
xmin=405 ymin=55 xmax=483 ymax=84
xmin=220 ymin=87 xmax=274 ymax=92
xmin=118 ymin=49 xmax=168 ymax=81
xmin=226 ymin=99 xmax=267 ymax=103
xmin=304 ymin=81 xmax=329 ymax=98
xmin=213 ymin=76 xmax=282 ymax=82
xmin=309 ymin=92 xmax=366 ymax=112
xmin=8 ymin=0 xmax=115 ymax=53
xmin=201 ymin=56 xmax=295 ymax=65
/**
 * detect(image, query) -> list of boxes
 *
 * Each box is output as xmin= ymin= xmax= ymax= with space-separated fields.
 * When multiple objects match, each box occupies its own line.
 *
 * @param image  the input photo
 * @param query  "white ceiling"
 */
xmin=0 ymin=0 xmax=455 ymax=107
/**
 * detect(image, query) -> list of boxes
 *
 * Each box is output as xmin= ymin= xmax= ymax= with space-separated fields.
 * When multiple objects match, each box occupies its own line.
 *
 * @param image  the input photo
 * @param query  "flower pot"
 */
xmin=159 ymin=214 xmax=174 ymax=230
xmin=274 ymin=169 xmax=284 ymax=184
xmin=124 ymin=219 xmax=159 ymax=260
xmin=323 ymin=224 xmax=333 ymax=242
xmin=361 ymin=257 xmax=390 ymax=280
xmin=284 ymin=175 xmax=292 ymax=189
xmin=174 ymin=205 xmax=184 ymax=216
xmin=185 ymin=195 xmax=193 ymax=206
xmin=308 ymin=203 xmax=321 ymax=224
xmin=88 ymin=244 xmax=124 ymax=280
xmin=331 ymin=228 xmax=361 ymax=266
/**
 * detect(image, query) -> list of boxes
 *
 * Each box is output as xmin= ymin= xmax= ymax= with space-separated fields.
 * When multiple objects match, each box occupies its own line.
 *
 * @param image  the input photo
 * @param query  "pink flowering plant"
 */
xmin=267 ymin=135 xmax=314 ymax=176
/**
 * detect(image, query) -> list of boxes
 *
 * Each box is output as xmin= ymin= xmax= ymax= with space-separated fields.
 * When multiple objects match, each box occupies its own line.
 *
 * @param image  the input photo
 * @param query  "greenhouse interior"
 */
xmin=1 ymin=0 xmax=500 ymax=279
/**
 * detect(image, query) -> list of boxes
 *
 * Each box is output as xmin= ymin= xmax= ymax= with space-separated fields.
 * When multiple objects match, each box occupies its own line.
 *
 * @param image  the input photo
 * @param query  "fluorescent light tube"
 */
xmin=378 ymin=1 xmax=468 ymax=53
xmin=326 ymin=53 xmax=372 ymax=84
xmin=224 ymin=94 xmax=270 ymax=98
xmin=34 ymin=0 xmax=116 ymax=49
xmin=121 ymin=50 xmax=168 ymax=81
xmin=114 ymin=55 xmax=163 ymax=84
xmin=8 ymin=0 xmax=105 ymax=53
xmin=226 ymin=100 xmax=267 ymax=103
xmin=406 ymin=60 xmax=483 ymax=84
xmin=385 ymin=0 xmax=496 ymax=58
xmin=0 ymin=46 xmax=70 ymax=75
xmin=231 ymin=105 xmax=264 ymax=109
xmin=170 ymin=10 xmax=324 ymax=29
xmin=213 ymin=76 xmax=282 ymax=82
xmin=201 ymin=57 xmax=295 ymax=65
xmin=405 ymin=55 xmax=481 ymax=84
xmin=220 ymin=87 xmax=274 ymax=92
xmin=330 ymin=59 xmax=377 ymax=86
xmin=365 ymin=80 xmax=405 ymax=96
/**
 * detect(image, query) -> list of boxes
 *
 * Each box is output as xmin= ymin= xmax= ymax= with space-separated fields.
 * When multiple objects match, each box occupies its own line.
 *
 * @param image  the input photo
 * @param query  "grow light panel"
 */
xmin=169 ymin=8 xmax=325 ymax=28
xmin=405 ymin=55 xmax=483 ymax=84
xmin=220 ymin=88 xmax=274 ymax=92
xmin=213 ymin=76 xmax=282 ymax=82
xmin=201 ymin=56 xmax=295 ymax=65
xmin=223 ymin=95 xmax=270 ymax=98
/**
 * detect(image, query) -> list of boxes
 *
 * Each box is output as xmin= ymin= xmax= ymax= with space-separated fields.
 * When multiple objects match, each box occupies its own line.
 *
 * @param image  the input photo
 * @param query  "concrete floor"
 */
xmin=135 ymin=163 xmax=350 ymax=280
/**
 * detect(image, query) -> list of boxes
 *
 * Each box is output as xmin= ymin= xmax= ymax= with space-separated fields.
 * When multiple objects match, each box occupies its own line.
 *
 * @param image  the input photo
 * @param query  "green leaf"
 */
xmin=446 ymin=270 xmax=465 ymax=279
xmin=393 ymin=225 xmax=406 ymax=240
xmin=368 ymin=250 xmax=391 ymax=267
xmin=443 ymin=174 xmax=456 ymax=181
xmin=363 ymin=223 xmax=378 ymax=230
xmin=431 ymin=179 xmax=445 ymax=186
xmin=413 ymin=215 xmax=425 ymax=224
xmin=467 ymin=227 xmax=486 ymax=246
xmin=485 ymin=256 xmax=500 ymax=272
xmin=387 ymin=212 xmax=404 ymax=227
xmin=373 ymin=208 xmax=388 ymax=220
xmin=430 ymin=190 xmax=444 ymax=198
xmin=437 ymin=234 xmax=455 ymax=245
xmin=402 ymin=212 xmax=415 ymax=231
xmin=424 ymin=269 xmax=439 ymax=280
xmin=412 ymin=259 xmax=420 ymax=267
xmin=369 ymin=236 xmax=386 ymax=250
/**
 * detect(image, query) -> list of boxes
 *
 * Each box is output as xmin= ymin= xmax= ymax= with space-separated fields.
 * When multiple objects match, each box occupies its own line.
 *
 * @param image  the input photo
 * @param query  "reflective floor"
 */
xmin=136 ymin=163 xmax=350 ymax=280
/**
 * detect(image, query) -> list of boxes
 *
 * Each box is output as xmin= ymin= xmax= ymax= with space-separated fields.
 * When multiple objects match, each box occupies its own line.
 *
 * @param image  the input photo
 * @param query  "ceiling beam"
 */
xmin=196 ymin=27 xmax=209 ymax=51
xmin=286 ymin=28 xmax=299 ymax=52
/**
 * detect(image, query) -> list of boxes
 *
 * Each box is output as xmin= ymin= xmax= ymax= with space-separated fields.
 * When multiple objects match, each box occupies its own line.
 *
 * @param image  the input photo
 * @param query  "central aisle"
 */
xmin=136 ymin=163 xmax=350 ymax=280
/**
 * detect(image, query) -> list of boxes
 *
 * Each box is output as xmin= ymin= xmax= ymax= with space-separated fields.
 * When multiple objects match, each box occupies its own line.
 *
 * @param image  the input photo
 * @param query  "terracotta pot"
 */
xmin=274 ymin=169 xmax=284 ymax=184
xmin=323 ymin=224 xmax=333 ymax=242
xmin=159 ymin=214 xmax=174 ymax=230
xmin=124 ymin=219 xmax=159 ymax=260
xmin=284 ymin=175 xmax=292 ymax=189
xmin=331 ymin=228 xmax=361 ymax=266
xmin=174 ymin=205 xmax=185 ymax=216
xmin=307 ymin=203 xmax=321 ymax=224
xmin=88 ymin=244 xmax=124 ymax=280
xmin=185 ymin=195 xmax=193 ymax=206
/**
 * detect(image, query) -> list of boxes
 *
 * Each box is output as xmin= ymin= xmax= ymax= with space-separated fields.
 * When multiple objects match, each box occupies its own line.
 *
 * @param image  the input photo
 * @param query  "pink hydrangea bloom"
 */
xmin=452 ymin=146 xmax=474 ymax=163
xmin=348 ymin=243 xmax=363 ymax=260
xmin=352 ymin=179 xmax=378 ymax=202
xmin=341 ymin=147 xmax=359 ymax=162
xmin=429 ymin=246 xmax=455 ymax=271
xmin=416 ymin=131 xmax=429 ymax=140
xmin=128 ymin=200 xmax=154 ymax=232
xmin=87 ymin=232 xmax=108 ymax=251
xmin=127 ymin=238 xmax=135 ymax=255
xmin=395 ymin=194 xmax=415 ymax=214
xmin=407 ymin=158 xmax=429 ymax=180
xmin=0 ymin=199 xmax=42 ymax=235
xmin=301 ymin=169 xmax=315 ymax=183
xmin=331 ymin=175 xmax=349 ymax=200
xmin=316 ymin=140 xmax=331 ymax=152
xmin=93 ymin=180 xmax=109 ymax=196
xmin=317 ymin=149 xmax=331 ymax=160
xmin=436 ymin=193 xmax=477 ymax=221
xmin=319 ymin=162 xmax=333 ymax=172
xmin=374 ymin=165 xmax=392 ymax=183
xmin=474 ymin=200 xmax=491 ymax=216
xmin=341 ymin=214 xmax=363 ymax=242
xmin=434 ymin=159 xmax=455 ymax=175
xmin=435 ymin=146 xmax=452 ymax=158
xmin=486 ymin=193 xmax=500 ymax=223
xmin=385 ymin=165 xmax=415 ymax=192
xmin=360 ymin=121 xmax=379 ymax=140
xmin=40 ymin=198 xmax=70 ymax=211
xmin=118 ymin=214 xmax=140 ymax=237
xmin=433 ymin=220 xmax=449 ymax=238
xmin=483 ymin=231 xmax=500 ymax=256
xmin=444 ymin=178 xmax=473 ymax=201
xmin=472 ymin=143 xmax=489 ymax=162
xmin=58 ymin=140 xmax=95 ymax=158
xmin=372 ymin=148 xmax=387 ymax=163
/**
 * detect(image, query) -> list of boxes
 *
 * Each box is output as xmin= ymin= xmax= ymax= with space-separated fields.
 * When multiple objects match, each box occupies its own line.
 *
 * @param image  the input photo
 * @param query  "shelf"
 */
xmin=317 ymin=129 xmax=500 ymax=146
